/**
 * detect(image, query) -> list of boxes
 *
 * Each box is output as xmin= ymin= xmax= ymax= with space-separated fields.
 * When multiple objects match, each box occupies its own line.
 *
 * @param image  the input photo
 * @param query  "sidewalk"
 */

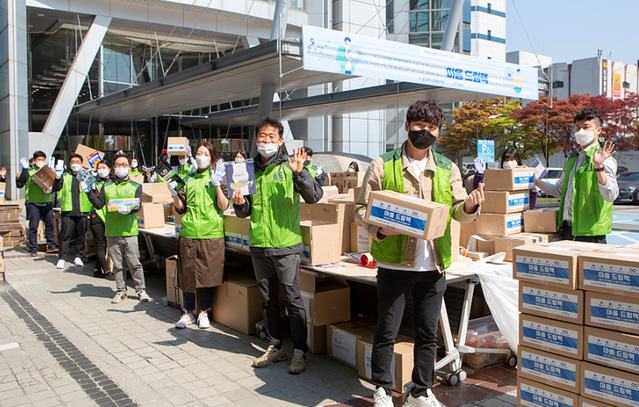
xmin=0 ymin=251 xmax=517 ymax=407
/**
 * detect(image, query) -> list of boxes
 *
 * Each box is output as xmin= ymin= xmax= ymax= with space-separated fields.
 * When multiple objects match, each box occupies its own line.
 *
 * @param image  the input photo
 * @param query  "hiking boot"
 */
xmin=111 ymin=292 xmax=127 ymax=304
xmin=288 ymin=348 xmax=306 ymax=374
xmin=253 ymin=345 xmax=286 ymax=368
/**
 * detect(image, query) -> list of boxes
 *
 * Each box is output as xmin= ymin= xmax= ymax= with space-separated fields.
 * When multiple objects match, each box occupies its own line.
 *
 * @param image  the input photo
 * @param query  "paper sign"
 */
xmin=225 ymin=160 xmax=256 ymax=197
xmin=531 ymin=158 xmax=548 ymax=179
xmin=107 ymin=198 xmax=140 ymax=212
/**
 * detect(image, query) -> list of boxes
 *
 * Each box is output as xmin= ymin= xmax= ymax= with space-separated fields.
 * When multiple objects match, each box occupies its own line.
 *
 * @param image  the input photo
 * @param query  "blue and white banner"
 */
xmin=302 ymin=25 xmax=539 ymax=100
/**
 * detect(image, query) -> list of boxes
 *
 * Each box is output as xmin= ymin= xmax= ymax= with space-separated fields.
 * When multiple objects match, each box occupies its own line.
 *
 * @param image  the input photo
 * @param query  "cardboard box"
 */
xmin=300 ymin=269 xmax=350 ymax=326
xmin=211 ymin=274 xmax=262 ymax=336
xmin=450 ymin=219 xmax=460 ymax=264
xmin=353 ymin=186 xmax=362 ymax=200
xmin=329 ymin=172 xmax=364 ymax=194
xmin=524 ymin=208 xmax=559 ymax=233
xmin=350 ymin=222 xmax=370 ymax=253
xmin=484 ymin=168 xmax=535 ymax=191
xmin=300 ymin=201 xmax=353 ymax=254
xmin=365 ymin=190 xmax=449 ymax=241
xmin=519 ymin=281 xmax=584 ymax=324
xmin=31 ymin=165 xmax=56 ymax=193
xmin=300 ymin=221 xmax=342 ymax=265
xmin=357 ymin=335 xmax=414 ymax=392
xmin=460 ymin=220 xmax=477 ymax=249
xmin=167 ymin=137 xmax=189 ymax=156
xmin=519 ymin=314 xmax=583 ymax=359
xmin=74 ymin=144 xmax=105 ymax=170
xmin=137 ymin=203 xmax=165 ymax=229
xmin=468 ymin=234 xmax=498 ymax=254
xmin=476 ymin=212 xmax=524 ymax=235
xmin=130 ymin=174 xmax=144 ymax=184
xmin=517 ymin=377 xmax=580 ymax=407
xmin=513 ymin=243 xmax=589 ymax=289
xmin=518 ymin=345 xmax=581 ymax=394
xmin=585 ymin=291 xmax=639 ymax=335
xmin=483 ymin=190 xmax=530 ymax=213
xmin=165 ymin=256 xmax=184 ymax=309
xmin=327 ymin=321 xmax=375 ymax=370
xmin=142 ymin=183 xmax=172 ymax=203
xmin=224 ymin=214 xmax=250 ymax=252
xmin=0 ymin=182 xmax=5 ymax=204
xmin=518 ymin=232 xmax=562 ymax=244
xmin=581 ymin=362 xmax=639 ymax=407
xmin=583 ymin=326 xmax=639 ymax=375
xmin=495 ymin=235 xmax=536 ymax=262
xmin=307 ymin=323 xmax=327 ymax=354
xmin=579 ymin=396 xmax=617 ymax=407
xmin=579 ymin=247 xmax=639 ymax=296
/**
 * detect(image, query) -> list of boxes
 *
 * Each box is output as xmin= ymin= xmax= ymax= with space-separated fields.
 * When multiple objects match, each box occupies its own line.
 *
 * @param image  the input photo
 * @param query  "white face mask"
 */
xmin=257 ymin=143 xmax=279 ymax=159
xmin=347 ymin=168 xmax=355 ymax=173
xmin=114 ymin=168 xmax=129 ymax=179
xmin=70 ymin=164 xmax=82 ymax=173
xmin=196 ymin=155 xmax=211 ymax=169
xmin=179 ymin=158 xmax=188 ymax=166
xmin=502 ymin=160 xmax=517 ymax=169
xmin=98 ymin=169 xmax=110 ymax=179
xmin=575 ymin=129 xmax=596 ymax=146
xmin=131 ymin=162 xmax=138 ymax=168
xmin=35 ymin=161 xmax=46 ymax=169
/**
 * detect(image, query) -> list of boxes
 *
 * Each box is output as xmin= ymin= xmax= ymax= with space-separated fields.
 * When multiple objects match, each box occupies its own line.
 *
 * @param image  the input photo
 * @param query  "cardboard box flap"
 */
xmin=74 ymin=144 xmax=105 ymax=170
xmin=300 ymin=203 xmax=340 ymax=223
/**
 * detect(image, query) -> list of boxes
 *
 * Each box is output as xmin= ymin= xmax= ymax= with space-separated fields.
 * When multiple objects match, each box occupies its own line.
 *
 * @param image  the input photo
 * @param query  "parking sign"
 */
xmin=477 ymin=140 xmax=495 ymax=163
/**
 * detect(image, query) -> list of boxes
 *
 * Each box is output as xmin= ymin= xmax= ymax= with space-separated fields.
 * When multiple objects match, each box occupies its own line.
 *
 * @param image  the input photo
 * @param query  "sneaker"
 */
xmin=197 ymin=312 xmax=210 ymax=329
xmin=56 ymin=259 xmax=65 ymax=269
xmin=93 ymin=270 xmax=104 ymax=278
xmin=288 ymin=348 xmax=306 ymax=374
xmin=175 ymin=312 xmax=196 ymax=329
xmin=105 ymin=272 xmax=115 ymax=281
xmin=74 ymin=257 xmax=84 ymax=267
xmin=373 ymin=387 xmax=394 ymax=407
xmin=403 ymin=390 xmax=445 ymax=407
xmin=111 ymin=292 xmax=127 ymax=304
xmin=30 ymin=253 xmax=37 ymax=258
xmin=253 ymin=345 xmax=287 ymax=368
xmin=137 ymin=290 xmax=150 ymax=302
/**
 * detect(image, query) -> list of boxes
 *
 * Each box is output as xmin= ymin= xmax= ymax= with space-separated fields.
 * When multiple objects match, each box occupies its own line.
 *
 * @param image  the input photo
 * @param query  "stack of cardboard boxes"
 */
xmin=330 ymin=172 xmax=364 ymax=194
xmin=514 ymin=241 xmax=639 ymax=407
xmin=0 ymin=236 xmax=5 ymax=278
xmin=138 ymin=183 xmax=172 ymax=229
xmin=0 ymin=204 xmax=23 ymax=248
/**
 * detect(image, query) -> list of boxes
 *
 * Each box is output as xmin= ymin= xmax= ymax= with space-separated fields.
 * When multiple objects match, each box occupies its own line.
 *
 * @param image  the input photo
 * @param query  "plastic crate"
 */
xmin=462 ymin=315 xmax=509 ymax=369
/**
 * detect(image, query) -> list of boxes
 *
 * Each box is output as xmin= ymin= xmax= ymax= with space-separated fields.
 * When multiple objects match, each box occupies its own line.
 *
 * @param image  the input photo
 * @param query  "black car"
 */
xmin=616 ymin=171 xmax=639 ymax=204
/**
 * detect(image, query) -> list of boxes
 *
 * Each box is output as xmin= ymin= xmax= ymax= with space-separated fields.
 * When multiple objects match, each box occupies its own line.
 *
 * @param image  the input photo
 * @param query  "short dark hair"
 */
xmin=96 ymin=159 xmax=111 ymax=169
xmin=302 ymin=147 xmax=313 ymax=157
xmin=158 ymin=153 xmax=169 ymax=163
xmin=114 ymin=151 xmax=131 ymax=165
xmin=348 ymin=161 xmax=359 ymax=172
xmin=406 ymin=99 xmax=445 ymax=129
xmin=33 ymin=151 xmax=46 ymax=160
xmin=236 ymin=150 xmax=249 ymax=159
xmin=574 ymin=108 xmax=603 ymax=127
xmin=500 ymin=148 xmax=522 ymax=167
xmin=256 ymin=116 xmax=284 ymax=139
xmin=196 ymin=142 xmax=217 ymax=165
xmin=69 ymin=153 xmax=83 ymax=163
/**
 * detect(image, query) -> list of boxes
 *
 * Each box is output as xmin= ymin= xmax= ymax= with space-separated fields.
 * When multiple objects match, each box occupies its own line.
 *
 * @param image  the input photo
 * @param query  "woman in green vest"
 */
xmin=169 ymin=142 xmax=228 ymax=329
xmin=53 ymin=153 xmax=92 ymax=269
xmin=89 ymin=160 xmax=113 ymax=280
xmin=129 ymin=158 xmax=143 ymax=177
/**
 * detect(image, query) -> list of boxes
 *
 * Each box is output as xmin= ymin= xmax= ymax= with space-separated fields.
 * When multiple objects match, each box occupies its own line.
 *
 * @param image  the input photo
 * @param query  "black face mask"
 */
xmin=303 ymin=160 xmax=311 ymax=167
xmin=408 ymin=129 xmax=437 ymax=150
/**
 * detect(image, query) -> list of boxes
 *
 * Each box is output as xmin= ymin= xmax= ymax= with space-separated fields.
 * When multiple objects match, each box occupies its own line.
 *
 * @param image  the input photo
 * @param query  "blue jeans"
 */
xmin=183 ymin=287 xmax=216 ymax=312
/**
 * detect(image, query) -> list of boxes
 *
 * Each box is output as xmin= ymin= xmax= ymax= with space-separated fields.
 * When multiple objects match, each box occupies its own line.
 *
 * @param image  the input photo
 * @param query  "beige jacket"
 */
xmin=354 ymin=146 xmax=480 ymax=272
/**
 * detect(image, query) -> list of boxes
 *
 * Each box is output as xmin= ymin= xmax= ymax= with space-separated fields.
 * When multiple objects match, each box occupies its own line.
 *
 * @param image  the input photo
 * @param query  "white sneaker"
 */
xmin=197 ymin=312 xmax=210 ymax=329
xmin=56 ymin=260 xmax=65 ymax=269
xmin=373 ymin=387 xmax=394 ymax=407
xmin=175 ymin=312 xmax=196 ymax=329
xmin=403 ymin=389 xmax=445 ymax=407
xmin=74 ymin=257 xmax=84 ymax=267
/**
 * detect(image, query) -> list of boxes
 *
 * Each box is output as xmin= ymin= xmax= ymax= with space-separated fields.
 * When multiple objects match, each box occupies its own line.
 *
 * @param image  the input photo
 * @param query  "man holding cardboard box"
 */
xmin=16 ymin=151 xmax=58 ymax=257
xmin=232 ymin=116 xmax=323 ymax=375
xmin=355 ymin=100 xmax=484 ymax=407
xmin=534 ymin=108 xmax=618 ymax=243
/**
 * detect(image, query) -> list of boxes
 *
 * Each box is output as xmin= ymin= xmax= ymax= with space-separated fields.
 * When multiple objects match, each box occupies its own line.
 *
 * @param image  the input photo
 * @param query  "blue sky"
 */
xmin=506 ymin=0 xmax=638 ymax=66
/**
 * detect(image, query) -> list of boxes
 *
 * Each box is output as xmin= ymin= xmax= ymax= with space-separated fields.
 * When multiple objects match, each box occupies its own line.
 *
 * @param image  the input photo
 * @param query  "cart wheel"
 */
xmin=446 ymin=372 xmax=459 ymax=386
xmin=258 ymin=330 xmax=267 ymax=340
xmin=506 ymin=356 xmax=517 ymax=367
xmin=455 ymin=369 xmax=467 ymax=382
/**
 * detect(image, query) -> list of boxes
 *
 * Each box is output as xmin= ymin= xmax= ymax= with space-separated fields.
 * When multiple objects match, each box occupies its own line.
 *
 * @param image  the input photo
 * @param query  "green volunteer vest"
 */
xmin=558 ymin=146 xmax=613 ymax=236
xmin=248 ymin=162 xmax=302 ymax=248
xmin=305 ymin=163 xmax=318 ymax=179
xmin=26 ymin=167 xmax=51 ymax=204
xmin=177 ymin=163 xmax=193 ymax=180
xmin=130 ymin=168 xmax=142 ymax=176
xmin=370 ymin=146 xmax=454 ymax=269
xmin=91 ymin=179 xmax=107 ymax=224
xmin=60 ymin=172 xmax=92 ymax=213
xmin=102 ymin=179 xmax=141 ymax=237
xmin=179 ymin=168 xmax=224 ymax=239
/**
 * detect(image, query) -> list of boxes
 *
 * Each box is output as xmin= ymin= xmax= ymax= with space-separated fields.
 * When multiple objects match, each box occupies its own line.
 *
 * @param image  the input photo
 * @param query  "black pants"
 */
xmin=561 ymin=221 xmax=607 ymax=244
xmin=28 ymin=203 xmax=56 ymax=254
xmin=89 ymin=214 xmax=108 ymax=273
xmin=372 ymin=268 xmax=447 ymax=397
xmin=250 ymin=248 xmax=308 ymax=352
xmin=59 ymin=213 xmax=86 ymax=261
xmin=183 ymin=288 xmax=216 ymax=312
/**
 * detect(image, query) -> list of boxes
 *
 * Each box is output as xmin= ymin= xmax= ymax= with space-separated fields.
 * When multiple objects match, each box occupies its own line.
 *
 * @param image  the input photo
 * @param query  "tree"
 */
xmin=481 ymin=99 xmax=532 ymax=160
xmin=590 ymin=93 xmax=639 ymax=150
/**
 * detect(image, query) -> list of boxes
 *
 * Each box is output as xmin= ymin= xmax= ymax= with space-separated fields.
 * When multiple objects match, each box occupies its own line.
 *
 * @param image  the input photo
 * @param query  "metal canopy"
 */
xmin=71 ymin=40 xmax=351 ymax=122
xmin=181 ymin=82 xmax=498 ymax=127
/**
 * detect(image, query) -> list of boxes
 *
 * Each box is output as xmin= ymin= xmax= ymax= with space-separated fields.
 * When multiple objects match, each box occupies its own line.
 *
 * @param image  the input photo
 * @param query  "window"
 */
xmin=410 ymin=0 xmax=430 ymax=11
xmin=409 ymin=33 xmax=430 ymax=47
xmin=386 ymin=0 xmax=394 ymax=33
xmin=431 ymin=0 xmax=452 ymax=8
xmin=487 ymin=30 xmax=492 ymax=41
xmin=409 ymin=11 xmax=429 ymax=32
xmin=431 ymin=9 xmax=449 ymax=31
xmin=552 ymin=81 xmax=564 ymax=89
xmin=623 ymin=81 xmax=630 ymax=89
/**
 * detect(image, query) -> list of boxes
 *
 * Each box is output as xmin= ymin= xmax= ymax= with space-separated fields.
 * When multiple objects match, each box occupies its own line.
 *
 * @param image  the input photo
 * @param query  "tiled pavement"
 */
xmin=0 ymin=249 xmax=517 ymax=407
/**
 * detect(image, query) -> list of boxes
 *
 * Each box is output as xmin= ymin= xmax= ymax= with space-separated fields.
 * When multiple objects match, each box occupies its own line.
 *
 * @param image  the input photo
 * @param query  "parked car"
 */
xmin=538 ymin=167 xmax=563 ymax=198
xmin=616 ymin=171 xmax=639 ymax=204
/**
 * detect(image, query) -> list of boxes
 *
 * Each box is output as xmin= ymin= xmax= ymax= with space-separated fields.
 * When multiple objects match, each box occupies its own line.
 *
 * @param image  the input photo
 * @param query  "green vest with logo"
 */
xmin=177 ymin=163 xmax=193 ymax=180
xmin=305 ymin=163 xmax=318 ymax=179
xmin=60 ymin=172 xmax=92 ymax=213
xmin=180 ymin=169 xmax=224 ymax=239
xmin=558 ymin=147 xmax=613 ymax=236
xmin=248 ymin=162 xmax=302 ymax=248
xmin=370 ymin=146 xmax=454 ymax=269
xmin=102 ymin=179 xmax=141 ymax=237
xmin=26 ymin=167 xmax=51 ymax=204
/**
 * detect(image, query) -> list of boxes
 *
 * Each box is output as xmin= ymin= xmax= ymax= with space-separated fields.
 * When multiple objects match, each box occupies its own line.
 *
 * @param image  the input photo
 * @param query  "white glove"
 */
xmin=167 ymin=180 xmax=178 ymax=197
xmin=118 ymin=206 xmax=131 ymax=215
xmin=55 ymin=168 xmax=63 ymax=179
xmin=80 ymin=182 xmax=91 ymax=193
xmin=212 ymin=159 xmax=226 ymax=186
xmin=186 ymin=146 xmax=192 ymax=157
xmin=45 ymin=187 xmax=53 ymax=194
xmin=190 ymin=156 xmax=198 ymax=171
xmin=20 ymin=157 xmax=29 ymax=169
xmin=474 ymin=157 xmax=485 ymax=174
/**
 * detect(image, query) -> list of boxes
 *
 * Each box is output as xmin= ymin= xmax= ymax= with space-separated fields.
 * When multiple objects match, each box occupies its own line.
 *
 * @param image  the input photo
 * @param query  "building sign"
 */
xmin=613 ymin=73 xmax=622 ymax=98
xmin=302 ymin=25 xmax=538 ymax=100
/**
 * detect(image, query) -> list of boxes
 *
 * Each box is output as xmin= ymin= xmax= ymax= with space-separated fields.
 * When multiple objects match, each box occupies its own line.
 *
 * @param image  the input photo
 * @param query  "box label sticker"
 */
xmin=587 ymin=334 xmax=639 ymax=372
xmin=590 ymin=297 xmax=639 ymax=330
xmin=514 ymin=171 xmax=535 ymax=187
xmin=583 ymin=368 xmax=639 ymax=405
xmin=302 ymin=245 xmax=311 ymax=263
xmin=522 ymin=287 xmax=579 ymax=319
xmin=85 ymin=151 xmax=102 ymax=170
xmin=520 ymin=350 xmax=577 ymax=387
xmin=167 ymin=145 xmax=185 ymax=152
xmin=369 ymin=199 xmax=428 ymax=235
xmin=521 ymin=319 xmax=579 ymax=355
xmin=583 ymin=261 xmax=639 ymax=293
xmin=516 ymin=256 xmax=570 ymax=284
xmin=508 ymin=193 xmax=529 ymax=211
xmin=224 ymin=232 xmax=241 ymax=248
xmin=331 ymin=328 xmax=356 ymax=366
xmin=519 ymin=382 xmax=575 ymax=407
xmin=506 ymin=214 xmax=524 ymax=232
xmin=242 ymin=235 xmax=249 ymax=249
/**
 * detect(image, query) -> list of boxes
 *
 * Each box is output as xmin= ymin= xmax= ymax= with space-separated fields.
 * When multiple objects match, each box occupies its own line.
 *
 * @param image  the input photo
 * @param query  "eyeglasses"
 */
xmin=113 ymin=163 xmax=129 ymax=168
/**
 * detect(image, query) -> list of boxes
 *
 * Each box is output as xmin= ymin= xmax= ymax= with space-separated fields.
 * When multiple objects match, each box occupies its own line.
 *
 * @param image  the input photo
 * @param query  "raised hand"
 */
xmin=593 ymin=140 xmax=616 ymax=168
xmin=287 ymin=148 xmax=306 ymax=173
